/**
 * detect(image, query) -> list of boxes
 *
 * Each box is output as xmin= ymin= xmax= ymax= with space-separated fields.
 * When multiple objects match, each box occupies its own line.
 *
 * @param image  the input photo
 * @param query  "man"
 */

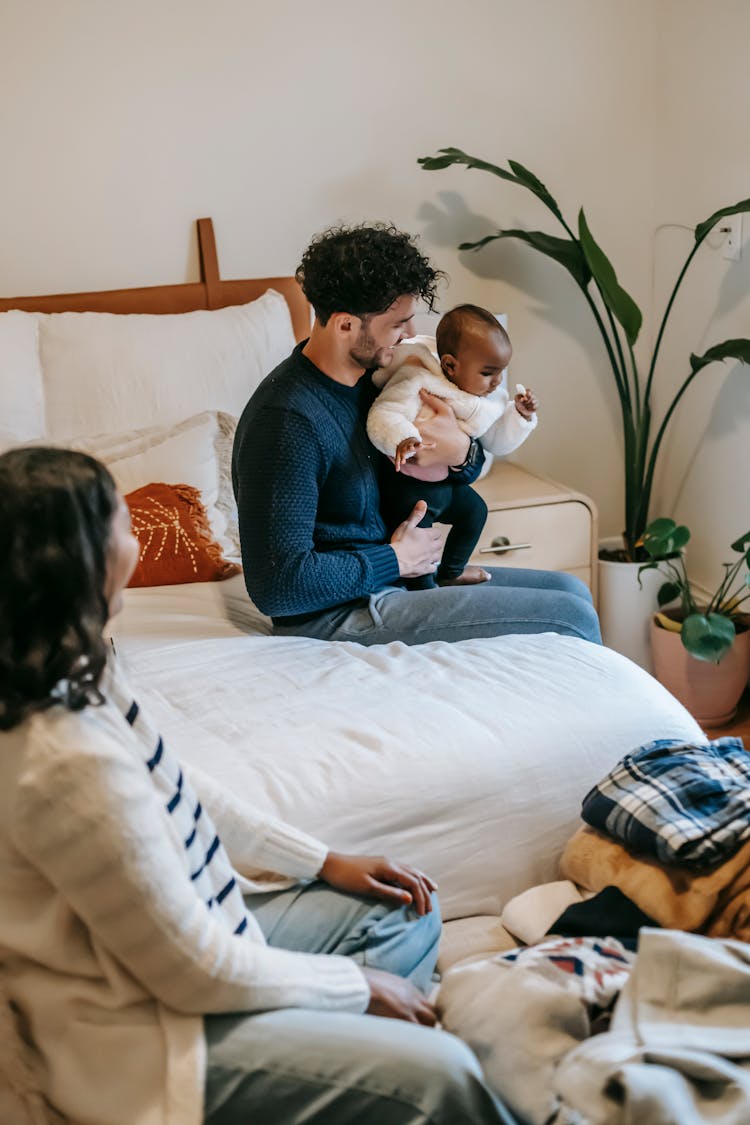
xmin=232 ymin=222 xmax=600 ymax=646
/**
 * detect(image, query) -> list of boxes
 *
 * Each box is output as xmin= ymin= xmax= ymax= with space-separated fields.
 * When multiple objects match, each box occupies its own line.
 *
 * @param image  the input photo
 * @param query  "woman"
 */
xmin=0 ymin=447 xmax=516 ymax=1124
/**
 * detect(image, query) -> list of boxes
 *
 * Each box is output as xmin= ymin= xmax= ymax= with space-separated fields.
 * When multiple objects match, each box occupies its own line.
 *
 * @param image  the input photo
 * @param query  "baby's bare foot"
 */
xmin=438 ymin=566 xmax=491 ymax=586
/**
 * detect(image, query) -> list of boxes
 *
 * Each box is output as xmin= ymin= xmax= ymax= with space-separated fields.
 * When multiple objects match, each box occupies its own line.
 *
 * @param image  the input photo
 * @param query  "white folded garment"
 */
xmin=501 ymin=879 xmax=586 ymax=945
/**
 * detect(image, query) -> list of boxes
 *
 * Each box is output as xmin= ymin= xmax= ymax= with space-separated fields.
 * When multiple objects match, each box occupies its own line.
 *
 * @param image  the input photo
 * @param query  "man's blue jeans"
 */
xmin=274 ymin=566 xmax=601 ymax=646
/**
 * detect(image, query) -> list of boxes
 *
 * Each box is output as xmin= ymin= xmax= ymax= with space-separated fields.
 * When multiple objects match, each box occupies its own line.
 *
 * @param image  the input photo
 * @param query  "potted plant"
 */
xmin=417 ymin=148 xmax=750 ymax=666
xmin=640 ymin=517 xmax=750 ymax=725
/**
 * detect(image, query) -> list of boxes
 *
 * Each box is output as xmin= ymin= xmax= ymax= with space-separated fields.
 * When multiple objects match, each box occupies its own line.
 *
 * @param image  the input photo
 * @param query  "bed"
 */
xmin=0 ymin=218 xmax=704 ymax=963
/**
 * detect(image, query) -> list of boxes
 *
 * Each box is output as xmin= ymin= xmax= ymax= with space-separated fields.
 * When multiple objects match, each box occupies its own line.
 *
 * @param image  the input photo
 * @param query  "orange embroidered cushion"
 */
xmin=125 ymin=482 xmax=241 ymax=588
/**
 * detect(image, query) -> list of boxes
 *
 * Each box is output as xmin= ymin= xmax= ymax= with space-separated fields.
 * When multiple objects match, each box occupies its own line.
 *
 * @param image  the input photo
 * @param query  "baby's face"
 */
xmin=441 ymin=328 xmax=512 ymax=396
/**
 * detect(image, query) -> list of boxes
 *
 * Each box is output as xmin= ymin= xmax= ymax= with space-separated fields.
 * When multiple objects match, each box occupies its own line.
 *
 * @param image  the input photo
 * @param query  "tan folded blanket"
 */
xmin=559 ymin=825 xmax=750 ymax=939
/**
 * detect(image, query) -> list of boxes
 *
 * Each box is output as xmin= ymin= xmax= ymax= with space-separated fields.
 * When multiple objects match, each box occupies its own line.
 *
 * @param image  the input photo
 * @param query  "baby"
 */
xmin=367 ymin=304 xmax=538 ymax=586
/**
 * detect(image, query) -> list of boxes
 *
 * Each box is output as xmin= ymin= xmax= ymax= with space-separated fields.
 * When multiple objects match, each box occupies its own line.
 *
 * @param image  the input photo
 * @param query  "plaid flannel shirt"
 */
xmin=581 ymin=737 xmax=750 ymax=869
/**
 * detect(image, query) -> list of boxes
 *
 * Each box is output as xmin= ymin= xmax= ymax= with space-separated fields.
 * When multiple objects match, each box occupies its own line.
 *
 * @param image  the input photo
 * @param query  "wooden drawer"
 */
xmin=470 ymin=500 xmax=592 ymax=571
xmin=434 ymin=460 xmax=598 ymax=599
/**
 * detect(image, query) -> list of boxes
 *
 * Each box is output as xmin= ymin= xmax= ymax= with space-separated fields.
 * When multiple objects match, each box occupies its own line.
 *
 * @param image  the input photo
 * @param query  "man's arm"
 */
xmin=234 ymin=406 xmax=400 ymax=617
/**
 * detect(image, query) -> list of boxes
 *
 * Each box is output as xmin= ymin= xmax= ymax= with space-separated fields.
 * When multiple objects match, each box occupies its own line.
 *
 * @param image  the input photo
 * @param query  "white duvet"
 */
xmin=113 ymin=576 xmax=703 ymax=922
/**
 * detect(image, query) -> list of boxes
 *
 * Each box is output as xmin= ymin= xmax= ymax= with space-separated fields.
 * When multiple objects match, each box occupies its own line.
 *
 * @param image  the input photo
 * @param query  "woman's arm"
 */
xmin=185 ymin=762 xmax=328 ymax=879
xmin=11 ymin=723 xmax=369 ymax=1016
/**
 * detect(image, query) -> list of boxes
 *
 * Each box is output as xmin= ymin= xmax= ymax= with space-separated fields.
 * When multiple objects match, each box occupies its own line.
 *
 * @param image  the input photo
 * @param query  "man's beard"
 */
xmin=349 ymin=326 xmax=392 ymax=370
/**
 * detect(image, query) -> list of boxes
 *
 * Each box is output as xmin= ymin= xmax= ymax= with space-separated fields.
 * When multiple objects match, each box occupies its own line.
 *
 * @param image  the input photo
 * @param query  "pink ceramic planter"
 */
xmin=650 ymin=620 xmax=750 ymax=726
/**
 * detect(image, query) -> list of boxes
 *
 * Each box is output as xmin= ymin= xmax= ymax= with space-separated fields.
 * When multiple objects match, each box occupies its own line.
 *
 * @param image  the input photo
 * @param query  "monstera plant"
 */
xmin=418 ymin=147 xmax=750 ymax=561
xmin=640 ymin=518 xmax=750 ymax=662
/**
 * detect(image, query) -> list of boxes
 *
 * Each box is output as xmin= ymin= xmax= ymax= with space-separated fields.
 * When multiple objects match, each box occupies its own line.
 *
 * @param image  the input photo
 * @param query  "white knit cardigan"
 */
xmin=367 ymin=340 xmax=537 ymax=462
xmin=0 ymin=665 xmax=369 ymax=1125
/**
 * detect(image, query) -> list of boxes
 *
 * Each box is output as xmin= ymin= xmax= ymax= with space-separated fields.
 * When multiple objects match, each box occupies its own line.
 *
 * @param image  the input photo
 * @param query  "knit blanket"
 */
xmin=437 ymin=935 xmax=635 ymax=1125
xmin=581 ymin=737 xmax=750 ymax=869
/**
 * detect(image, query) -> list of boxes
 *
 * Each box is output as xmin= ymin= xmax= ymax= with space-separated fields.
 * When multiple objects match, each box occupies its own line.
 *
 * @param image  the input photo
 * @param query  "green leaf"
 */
xmin=642 ymin=518 xmax=690 ymax=559
xmin=681 ymin=613 xmax=736 ymax=663
xmin=657 ymin=581 xmax=682 ymax=607
xmin=730 ymin=531 xmax=750 ymax=553
xmin=578 ymin=210 xmax=643 ymax=346
xmin=690 ymin=339 xmax=750 ymax=374
xmin=417 ymin=154 xmax=461 ymax=170
xmin=458 ymin=232 xmax=505 ymax=252
xmin=418 ymin=149 xmax=566 ymax=224
xmin=459 ymin=229 xmax=591 ymax=288
xmin=418 ymin=148 xmax=521 ymax=185
xmin=507 ymin=161 xmax=564 ymax=222
xmin=645 ymin=517 xmax=677 ymax=536
xmin=694 ymin=198 xmax=750 ymax=244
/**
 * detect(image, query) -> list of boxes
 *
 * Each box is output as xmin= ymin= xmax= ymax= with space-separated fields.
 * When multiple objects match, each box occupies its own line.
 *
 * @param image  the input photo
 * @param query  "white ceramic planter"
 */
xmin=598 ymin=536 xmax=666 ymax=673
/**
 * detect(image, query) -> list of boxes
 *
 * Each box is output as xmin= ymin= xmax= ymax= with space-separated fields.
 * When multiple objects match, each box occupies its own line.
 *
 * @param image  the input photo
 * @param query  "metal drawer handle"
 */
xmin=479 ymin=535 xmax=532 ymax=555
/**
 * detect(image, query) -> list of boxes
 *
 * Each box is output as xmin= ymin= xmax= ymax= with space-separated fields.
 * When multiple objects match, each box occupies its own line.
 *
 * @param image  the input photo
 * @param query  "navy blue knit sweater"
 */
xmin=232 ymin=343 xmax=483 ymax=622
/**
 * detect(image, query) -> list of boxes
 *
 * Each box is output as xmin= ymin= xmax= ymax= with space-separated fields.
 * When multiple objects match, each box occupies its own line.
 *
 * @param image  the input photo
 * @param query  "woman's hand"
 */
xmin=362 ymin=966 xmax=437 ymax=1025
xmin=320 ymin=851 xmax=437 ymax=915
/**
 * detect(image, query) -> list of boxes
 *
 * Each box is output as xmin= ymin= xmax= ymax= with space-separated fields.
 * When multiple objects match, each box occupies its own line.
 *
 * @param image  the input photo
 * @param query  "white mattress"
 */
xmin=113 ymin=576 xmax=704 ymax=922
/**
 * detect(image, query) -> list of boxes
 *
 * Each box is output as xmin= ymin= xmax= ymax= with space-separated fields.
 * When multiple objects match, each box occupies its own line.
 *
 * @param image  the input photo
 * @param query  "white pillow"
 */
xmin=0 ymin=311 xmax=45 ymax=446
xmin=71 ymin=412 xmax=235 ymax=560
xmin=40 ymin=289 xmax=295 ymax=440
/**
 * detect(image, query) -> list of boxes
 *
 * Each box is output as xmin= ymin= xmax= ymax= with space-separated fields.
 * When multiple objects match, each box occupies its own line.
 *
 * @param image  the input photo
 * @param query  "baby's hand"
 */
xmin=514 ymin=383 xmax=539 ymax=420
xmin=395 ymin=436 xmax=423 ymax=472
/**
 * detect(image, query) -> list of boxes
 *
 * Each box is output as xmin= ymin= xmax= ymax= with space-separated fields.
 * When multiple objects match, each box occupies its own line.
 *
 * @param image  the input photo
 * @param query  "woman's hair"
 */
xmin=295 ymin=222 xmax=444 ymax=324
xmin=0 ymin=446 xmax=119 ymax=731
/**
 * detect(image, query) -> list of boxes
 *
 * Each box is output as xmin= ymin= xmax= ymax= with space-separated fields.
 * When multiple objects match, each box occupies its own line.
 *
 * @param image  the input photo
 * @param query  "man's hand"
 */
xmin=320 ymin=851 xmax=437 ymax=915
xmin=410 ymin=390 xmax=470 ymax=468
xmin=362 ymin=967 xmax=437 ymax=1025
xmin=389 ymin=500 xmax=443 ymax=578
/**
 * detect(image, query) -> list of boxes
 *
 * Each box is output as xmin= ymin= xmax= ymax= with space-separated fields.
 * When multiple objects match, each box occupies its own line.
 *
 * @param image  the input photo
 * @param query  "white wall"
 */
xmin=651 ymin=0 xmax=750 ymax=593
xmin=2 ymin=0 xmax=665 ymax=541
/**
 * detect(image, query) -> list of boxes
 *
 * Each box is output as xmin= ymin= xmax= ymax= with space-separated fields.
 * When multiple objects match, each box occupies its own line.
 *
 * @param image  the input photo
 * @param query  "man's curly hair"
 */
xmin=295 ymin=222 xmax=444 ymax=324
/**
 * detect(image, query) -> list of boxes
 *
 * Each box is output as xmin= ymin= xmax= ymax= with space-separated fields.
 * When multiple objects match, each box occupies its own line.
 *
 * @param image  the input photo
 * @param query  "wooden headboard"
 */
xmin=0 ymin=218 xmax=310 ymax=342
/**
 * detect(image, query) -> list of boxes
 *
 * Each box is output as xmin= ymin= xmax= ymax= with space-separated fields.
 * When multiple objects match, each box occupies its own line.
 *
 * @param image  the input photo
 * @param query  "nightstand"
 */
xmin=456 ymin=460 xmax=599 ymax=603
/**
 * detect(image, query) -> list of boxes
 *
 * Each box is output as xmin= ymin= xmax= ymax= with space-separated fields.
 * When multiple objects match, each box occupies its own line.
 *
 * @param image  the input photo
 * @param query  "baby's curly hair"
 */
xmin=296 ymin=222 xmax=443 ymax=324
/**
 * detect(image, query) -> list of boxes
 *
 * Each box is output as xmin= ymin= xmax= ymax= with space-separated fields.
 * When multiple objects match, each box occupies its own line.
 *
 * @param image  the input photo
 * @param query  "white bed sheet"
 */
xmin=113 ymin=577 xmax=704 ymax=922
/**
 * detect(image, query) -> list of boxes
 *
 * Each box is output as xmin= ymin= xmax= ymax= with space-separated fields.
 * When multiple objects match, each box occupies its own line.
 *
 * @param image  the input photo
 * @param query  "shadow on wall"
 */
xmin=417 ymin=189 xmax=610 ymax=367
xmin=664 ymin=359 xmax=750 ymax=518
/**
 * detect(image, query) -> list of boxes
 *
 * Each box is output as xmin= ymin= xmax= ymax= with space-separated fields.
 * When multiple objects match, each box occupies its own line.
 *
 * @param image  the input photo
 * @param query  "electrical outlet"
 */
xmin=721 ymin=213 xmax=742 ymax=261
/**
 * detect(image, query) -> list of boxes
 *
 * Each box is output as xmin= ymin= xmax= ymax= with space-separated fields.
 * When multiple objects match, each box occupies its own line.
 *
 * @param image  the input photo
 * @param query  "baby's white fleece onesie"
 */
xmin=367 ymin=339 xmax=537 ymax=466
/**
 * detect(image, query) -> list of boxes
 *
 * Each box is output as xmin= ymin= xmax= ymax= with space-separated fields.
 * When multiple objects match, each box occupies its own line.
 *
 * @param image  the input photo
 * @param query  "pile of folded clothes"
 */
xmin=437 ymin=735 xmax=750 ymax=1125
xmin=560 ymin=735 xmax=750 ymax=941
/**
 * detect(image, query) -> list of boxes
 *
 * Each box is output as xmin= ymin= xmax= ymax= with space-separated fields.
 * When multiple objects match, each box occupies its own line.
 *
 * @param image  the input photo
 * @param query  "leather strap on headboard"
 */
xmin=0 ymin=219 xmax=311 ymax=342
xmin=197 ymin=217 xmax=222 ymax=310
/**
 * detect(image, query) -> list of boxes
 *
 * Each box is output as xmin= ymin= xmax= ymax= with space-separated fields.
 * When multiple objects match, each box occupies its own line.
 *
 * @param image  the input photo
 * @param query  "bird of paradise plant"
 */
xmin=418 ymin=147 xmax=750 ymax=560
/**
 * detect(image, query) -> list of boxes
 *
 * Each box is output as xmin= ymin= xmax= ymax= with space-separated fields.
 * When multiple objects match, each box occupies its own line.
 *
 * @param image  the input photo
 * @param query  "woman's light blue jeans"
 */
xmin=204 ymin=882 xmax=519 ymax=1124
xmin=274 ymin=566 xmax=601 ymax=647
